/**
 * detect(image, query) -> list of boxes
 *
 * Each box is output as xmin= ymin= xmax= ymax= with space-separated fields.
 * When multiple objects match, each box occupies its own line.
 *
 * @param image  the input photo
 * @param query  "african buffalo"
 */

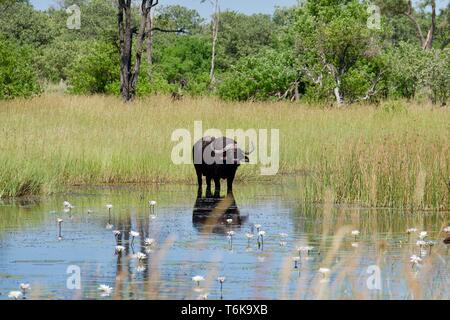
xmin=193 ymin=136 xmax=253 ymax=197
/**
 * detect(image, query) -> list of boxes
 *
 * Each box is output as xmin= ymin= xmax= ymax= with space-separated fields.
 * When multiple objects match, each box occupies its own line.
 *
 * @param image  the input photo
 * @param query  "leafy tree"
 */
xmin=0 ymin=0 xmax=58 ymax=47
xmin=293 ymin=0 xmax=383 ymax=105
xmin=153 ymin=35 xmax=211 ymax=94
xmin=382 ymin=42 xmax=428 ymax=99
xmin=66 ymin=41 xmax=119 ymax=94
xmin=420 ymin=48 xmax=450 ymax=104
xmin=155 ymin=4 xmax=205 ymax=34
xmin=0 ymin=36 xmax=41 ymax=98
xmin=218 ymin=49 xmax=296 ymax=101
xmin=216 ymin=12 xmax=275 ymax=70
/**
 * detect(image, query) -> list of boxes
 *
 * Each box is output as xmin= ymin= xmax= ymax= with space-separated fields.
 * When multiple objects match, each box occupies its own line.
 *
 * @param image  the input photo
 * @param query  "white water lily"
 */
xmin=115 ymin=245 xmax=125 ymax=254
xmin=318 ymin=267 xmax=331 ymax=277
xmin=57 ymin=218 xmax=63 ymax=224
xmin=258 ymin=231 xmax=266 ymax=237
xmin=144 ymin=238 xmax=156 ymax=246
xmin=63 ymin=201 xmax=71 ymax=208
xmin=254 ymin=224 xmax=262 ymax=231
xmin=8 ymin=291 xmax=23 ymax=300
xmin=192 ymin=275 xmax=205 ymax=286
xmin=406 ymin=228 xmax=417 ymax=234
xmin=130 ymin=231 xmax=140 ymax=238
xmin=98 ymin=284 xmax=113 ymax=297
xmin=419 ymin=231 xmax=428 ymax=239
xmin=149 ymin=200 xmax=157 ymax=206
xmin=198 ymin=294 xmax=208 ymax=300
xmin=245 ymin=233 xmax=254 ymax=239
xmin=226 ymin=219 xmax=233 ymax=224
xmin=19 ymin=283 xmax=31 ymax=292
xmin=444 ymin=226 xmax=450 ymax=233
xmin=351 ymin=230 xmax=360 ymax=240
xmin=135 ymin=252 xmax=147 ymax=261
xmin=227 ymin=231 xmax=235 ymax=237
xmin=136 ymin=265 xmax=146 ymax=273
xmin=410 ymin=255 xmax=422 ymax=265
xmin=293 ymin=256 xmax=300 ymax=268
xmin=106 ymin=204 xmax=113 ymax=209
xmin=279 ymin=241 xmax=287 ymax=247
xmin=113 ymin=230 xmax=121 ymax=237
xmin=217 ymin=277 xmax=226 ymax=284
xmin=105 ymin=223 xmax=114 ymax=230
xmin=416 ymin=240 xmax=426 ymax=247
xmin=297 ymin=246 xmax=314 ymax=255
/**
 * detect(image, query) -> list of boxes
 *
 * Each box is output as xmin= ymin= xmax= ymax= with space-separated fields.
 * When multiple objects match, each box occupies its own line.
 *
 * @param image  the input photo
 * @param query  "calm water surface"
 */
xmin=0 ymin=181 xmax=448 ymax=300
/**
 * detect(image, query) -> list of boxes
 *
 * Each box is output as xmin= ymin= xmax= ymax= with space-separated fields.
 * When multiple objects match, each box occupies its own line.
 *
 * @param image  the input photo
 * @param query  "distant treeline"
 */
xmin=0 ymin=0 xmax=449 ymax=105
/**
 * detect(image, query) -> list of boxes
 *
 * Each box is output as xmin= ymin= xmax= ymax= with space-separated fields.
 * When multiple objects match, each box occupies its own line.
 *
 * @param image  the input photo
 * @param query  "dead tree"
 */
xmin=202 ymin=0 xmax=220 ymax=89
xmin=404 ymin=0 xmax=437 ymax=50
xmin=118 ymin=0 xmax=158 ymax=102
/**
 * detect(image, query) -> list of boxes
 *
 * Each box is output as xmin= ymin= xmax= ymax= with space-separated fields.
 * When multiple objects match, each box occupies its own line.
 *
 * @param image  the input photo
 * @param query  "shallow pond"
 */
xmin=0 ymin=180 xmax=448 ymax=300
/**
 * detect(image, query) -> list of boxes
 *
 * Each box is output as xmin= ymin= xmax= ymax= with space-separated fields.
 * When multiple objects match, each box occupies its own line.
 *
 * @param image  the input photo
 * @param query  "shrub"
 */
xmin=0 ymin=37 xmax=41 ymax=99
xmin=218 ymin=49 xmax=296 ymax=101
xmin=66 ymin=41 xmax=119 ymax=94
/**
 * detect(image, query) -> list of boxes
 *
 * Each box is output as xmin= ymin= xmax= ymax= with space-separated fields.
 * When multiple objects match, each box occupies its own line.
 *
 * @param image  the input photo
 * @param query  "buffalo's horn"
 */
xmin=213 ymin=144 xmax=235 ymax=154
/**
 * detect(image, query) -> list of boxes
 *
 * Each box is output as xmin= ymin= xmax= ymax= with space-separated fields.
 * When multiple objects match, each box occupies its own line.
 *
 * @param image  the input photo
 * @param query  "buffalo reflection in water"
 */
xmin=192 ymin=193 xmax=248 ymax=234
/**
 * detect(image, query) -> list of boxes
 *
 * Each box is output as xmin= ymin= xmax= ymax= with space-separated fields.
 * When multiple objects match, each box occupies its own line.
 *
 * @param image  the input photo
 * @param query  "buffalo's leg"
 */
xmin=194 ymin=166 xmax=203 ymax=197
xmin=227 ymin=171 xmax=236 ymax=194
xmin=206 ymin=176 xmax=213 ymax=198
xmin=197 ymin=175 xmax=203 ymax=197
xmin=214 ymin=177 xmax=221 ymax=198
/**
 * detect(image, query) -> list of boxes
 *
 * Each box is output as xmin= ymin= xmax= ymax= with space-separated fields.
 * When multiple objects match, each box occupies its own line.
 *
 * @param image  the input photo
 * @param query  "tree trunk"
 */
xmin=118 ymin=1 xmax=132 ymax=102
xmin=209 ymin=0 xmax=220 ymax=88
xmin=293 ymin=81 xmax=300 ymax=102
xmin=405 ymin=0 xmax=436 ymax=50
xmin=422 ymin=0 xmax=436 ymax=50
xmin=146 ymin=9 xmax=154 ymax=78
xmin=118 ymin=0 xmax=155 ymax=102
xmin=334 ymin=78 xmax=343 ymax=106
xmin=130 ymin=3 xmax=151 ymax=94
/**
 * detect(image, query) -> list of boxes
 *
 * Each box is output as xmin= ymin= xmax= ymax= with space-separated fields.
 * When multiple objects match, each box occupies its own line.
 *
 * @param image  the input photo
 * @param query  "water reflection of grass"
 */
xmin=0 ymin=96 xmax=448 ymax=209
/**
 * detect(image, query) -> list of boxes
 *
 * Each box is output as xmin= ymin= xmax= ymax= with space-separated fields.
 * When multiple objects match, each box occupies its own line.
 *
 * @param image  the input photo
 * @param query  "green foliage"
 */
xmin=216 ymin=12 xmax=275 ymax=69
xmin=155 ymin=5 xmax=205 ymax=34
xmin=294 ymin=0 xmax=384 ymax=104
xmin=0 ymin=1 xmax=58 ymax=47
xmin=35 ymin=39 xmax=88 ymax=82
xmin=218 ymin=49 xmax=296 ymax=101
xmin=153 ymin=35 xmax=211 ymax=93
xmin=66 ymin=41 xmax=119 ymax=95
xmin=420 ymin=48 xmax=450 ymax=105
xmin=0 ymin=0 xmax=447 ymax=104
xmin=0 ymin=37 xmax=41 ymax=98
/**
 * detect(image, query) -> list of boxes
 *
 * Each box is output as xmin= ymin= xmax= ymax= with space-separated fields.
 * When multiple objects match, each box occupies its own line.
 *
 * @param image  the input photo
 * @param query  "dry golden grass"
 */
xmin=0 ymin=95 xmax=448 ymax=209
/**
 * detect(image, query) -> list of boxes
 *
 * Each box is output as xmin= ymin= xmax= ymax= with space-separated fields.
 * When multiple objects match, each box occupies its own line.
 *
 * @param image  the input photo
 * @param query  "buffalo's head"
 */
xmin=213 ymin=141 xmax=254 ymax=165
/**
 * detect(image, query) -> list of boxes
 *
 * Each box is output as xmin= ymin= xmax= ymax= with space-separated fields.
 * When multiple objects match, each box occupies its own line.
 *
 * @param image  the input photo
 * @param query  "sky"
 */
xmin=30 ymin=0 xmax=448 ymax=18
xmin=30 ymin=0 xmax=299 ymax=17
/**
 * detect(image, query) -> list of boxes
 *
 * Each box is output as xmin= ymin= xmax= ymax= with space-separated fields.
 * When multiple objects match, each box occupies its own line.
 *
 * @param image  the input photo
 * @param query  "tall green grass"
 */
xmin=0 ymin=95 xmax=448 ymax=209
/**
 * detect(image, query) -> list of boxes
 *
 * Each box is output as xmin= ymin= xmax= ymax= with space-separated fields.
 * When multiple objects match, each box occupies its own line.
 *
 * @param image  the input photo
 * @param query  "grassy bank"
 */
xmin=0 ymin=95 xmax=448 ymax=209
